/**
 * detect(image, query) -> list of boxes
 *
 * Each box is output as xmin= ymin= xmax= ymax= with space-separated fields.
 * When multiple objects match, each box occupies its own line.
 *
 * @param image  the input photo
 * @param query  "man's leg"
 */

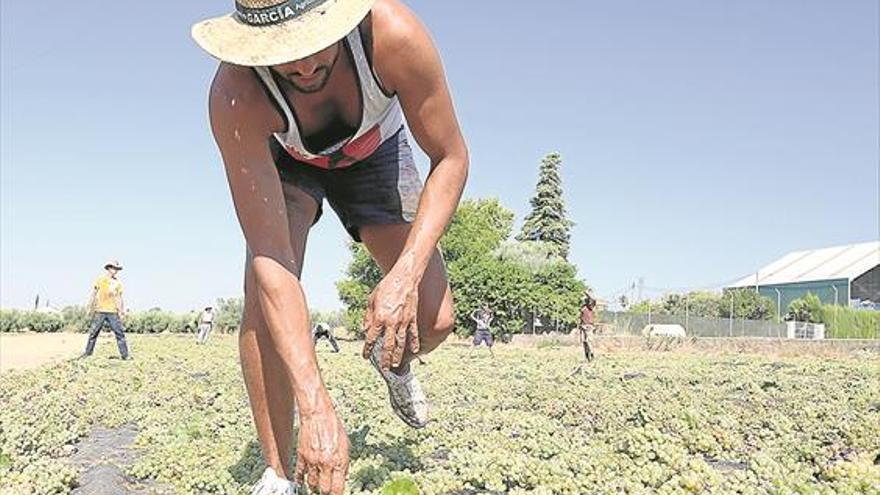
xmin=106 ymin=313 xmax=130 ymax=358
xmin=579 ymin=327 xmax=588 ymax=360
xmin=586 ymin=327 xmax=595 ymax=361
xmin=360 ymin=224 xmax=455 ymax=368
xmin=83 ymin=313 xmax=108 ymax=356
xmin=238 ymin=185 xmax=315 ymax=479
xmin=470 ymin=331 xmax=484 ymax=354
xmin=328 ymin=334 xmax=340 ymax=353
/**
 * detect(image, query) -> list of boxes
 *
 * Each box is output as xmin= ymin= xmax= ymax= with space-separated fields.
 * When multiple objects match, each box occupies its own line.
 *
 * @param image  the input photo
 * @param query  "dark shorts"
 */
xmin=271 ymin=127 xmax=423 ymax=242
xmin=473 ymin=329 xmax=494 ymax=347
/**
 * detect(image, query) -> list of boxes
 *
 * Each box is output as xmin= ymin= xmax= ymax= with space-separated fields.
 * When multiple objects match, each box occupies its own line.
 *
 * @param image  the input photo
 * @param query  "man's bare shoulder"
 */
xmin=209 ymin=63 xmax=281 ymax=133
xmin=370 ymin=0 xmax=421 ymax=44
xmin=369 ymin=0 xmax=436 ymax=90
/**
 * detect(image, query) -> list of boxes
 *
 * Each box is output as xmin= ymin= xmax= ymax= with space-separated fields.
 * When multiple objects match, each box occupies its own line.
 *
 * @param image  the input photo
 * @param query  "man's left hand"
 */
xmin=362 ymin=268 xmax=420 ymax=370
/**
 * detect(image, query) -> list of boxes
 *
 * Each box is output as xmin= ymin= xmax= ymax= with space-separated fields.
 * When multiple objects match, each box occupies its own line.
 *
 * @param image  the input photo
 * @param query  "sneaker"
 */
xmin=251 ymin=467 xmax=297 ymax=495
xmin=369 ymin=344 xmax=429 ymax=428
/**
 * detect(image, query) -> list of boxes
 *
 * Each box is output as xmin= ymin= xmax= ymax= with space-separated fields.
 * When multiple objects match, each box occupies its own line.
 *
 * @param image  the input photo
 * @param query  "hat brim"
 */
xmin=192 ymin=0 xmax=375 ymax=67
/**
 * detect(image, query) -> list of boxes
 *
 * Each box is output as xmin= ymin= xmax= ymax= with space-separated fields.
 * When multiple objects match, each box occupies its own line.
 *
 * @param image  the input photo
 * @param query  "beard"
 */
xmin=283 ymin=44 xmax=341 ymax=94
xmin=287 ymin=67 xmax=332 ymax=93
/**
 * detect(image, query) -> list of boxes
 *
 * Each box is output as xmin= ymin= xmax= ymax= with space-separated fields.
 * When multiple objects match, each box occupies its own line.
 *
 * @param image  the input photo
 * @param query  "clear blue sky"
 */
xmin=2 ymin=0 xmax=878 ymax=311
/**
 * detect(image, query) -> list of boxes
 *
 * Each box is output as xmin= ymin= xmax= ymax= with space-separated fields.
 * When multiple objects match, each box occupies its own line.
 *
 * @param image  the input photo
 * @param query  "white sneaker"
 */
xmin=369 ymin=344 xmax=429 ymax=428
xmin=251 ymin=467 xmax=297 ymax=495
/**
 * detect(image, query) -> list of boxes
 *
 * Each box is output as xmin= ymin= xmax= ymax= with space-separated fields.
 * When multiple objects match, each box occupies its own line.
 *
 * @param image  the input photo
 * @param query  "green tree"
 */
xmin=652 ymin=292 xmax=723 ymax=318
xmin=337 ymin=198 xmax=586 ymax=338
xmin=516 ymin=153 xmax=575 ymax=259
xmin=785 ymin=293 xmax=824 ymax=323
xmin=631 ymin=290 xmax=774 ymax=321
xmin=720 ymin=289 xmax=775 ymax=320
xmin=630 ymin=299 xmax=653 ymax=314
xmin=442 ymin=197 xmax=514 ymax=264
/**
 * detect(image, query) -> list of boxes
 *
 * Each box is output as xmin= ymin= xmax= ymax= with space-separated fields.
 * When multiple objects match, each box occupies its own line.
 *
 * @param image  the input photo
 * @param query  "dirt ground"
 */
xmin=0 ymin=332 xmax=86 ymax=373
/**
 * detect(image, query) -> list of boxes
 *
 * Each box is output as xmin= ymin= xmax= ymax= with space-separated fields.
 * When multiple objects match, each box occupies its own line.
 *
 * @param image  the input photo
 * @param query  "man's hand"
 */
xmin=362 ymin=267 xmax=420 ymax=370
xmin=294 ymin=399 xmax=350 ymax=495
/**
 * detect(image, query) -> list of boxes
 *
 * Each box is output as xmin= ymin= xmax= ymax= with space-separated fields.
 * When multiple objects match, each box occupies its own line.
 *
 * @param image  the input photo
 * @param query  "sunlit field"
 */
xmin=1 ymin=335 xmax=878 ymax=494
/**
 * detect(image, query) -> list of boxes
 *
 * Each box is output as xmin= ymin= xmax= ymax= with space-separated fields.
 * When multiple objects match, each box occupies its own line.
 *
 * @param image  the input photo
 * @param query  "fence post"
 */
xmin=685 ymin=295 xmax=690 ymax=334
xmin=830 ymin=284 xmax=839 ymax=334
xmin=729 ymin=295 xmax=734 ymax=337
xmin=774 ymin=288 xmax=782 ymax=324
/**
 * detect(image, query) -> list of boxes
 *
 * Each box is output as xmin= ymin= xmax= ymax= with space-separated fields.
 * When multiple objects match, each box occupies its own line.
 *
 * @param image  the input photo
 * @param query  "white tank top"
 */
xmin=253 ymin=28 xmax=404 ymax=169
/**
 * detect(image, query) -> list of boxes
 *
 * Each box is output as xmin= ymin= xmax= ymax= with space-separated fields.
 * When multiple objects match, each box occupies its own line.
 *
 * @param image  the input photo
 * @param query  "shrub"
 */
xmin=214 ymin=297 xmax=244 ymax=333
xmin=784 ymin=293 xmax=879 ymax=339
xmin=0 ymin=310 xmax=65 ymax=333
xmin=60 ymin=306 xmax=91 ymax=333
xmin=124 ymin=309 xmax=195 ymax=334
xmin=0 ymin=310 xmax=25 ymax=333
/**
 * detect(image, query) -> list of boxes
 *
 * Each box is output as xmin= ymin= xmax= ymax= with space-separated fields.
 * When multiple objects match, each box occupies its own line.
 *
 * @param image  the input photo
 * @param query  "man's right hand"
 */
xmin=294 ymin=397 xmax=350 ymax=494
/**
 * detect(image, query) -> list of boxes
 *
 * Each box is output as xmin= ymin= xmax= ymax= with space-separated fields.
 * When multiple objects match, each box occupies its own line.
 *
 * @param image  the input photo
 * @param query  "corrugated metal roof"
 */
xmin=730 ymin=241 xmax=880 ymax=288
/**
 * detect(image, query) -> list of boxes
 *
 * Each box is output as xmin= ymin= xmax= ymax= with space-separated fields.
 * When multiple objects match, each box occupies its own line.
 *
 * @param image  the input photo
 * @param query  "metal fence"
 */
xmin=599 ymin=311 xmax=788 ymax=339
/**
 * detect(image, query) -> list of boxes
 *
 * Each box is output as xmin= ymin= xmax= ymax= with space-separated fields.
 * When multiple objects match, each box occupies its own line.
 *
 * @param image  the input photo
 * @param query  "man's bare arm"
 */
xmin=209 ymin=65 xmax=350 ymax=493
xmin=375 ymin=1 xmax=469 ymax=281
xmin=360 ymin=1 xmax=469 ymax=366
xmin=208 ymin=65 xmax=327 ymax=405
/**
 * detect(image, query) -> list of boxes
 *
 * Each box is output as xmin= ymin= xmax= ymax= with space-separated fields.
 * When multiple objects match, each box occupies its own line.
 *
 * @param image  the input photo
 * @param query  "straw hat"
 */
xmin=192 ymin=0 xmax=375 ymax=67
xmin=104 ymin=260 xmax=123 ymax=271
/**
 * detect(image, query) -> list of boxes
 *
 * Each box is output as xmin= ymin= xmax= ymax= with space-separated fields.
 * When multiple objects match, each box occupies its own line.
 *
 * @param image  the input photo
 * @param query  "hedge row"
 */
xmin=0 ymin=308 xmax=205 ymax=334
xmin=821 ymin=305 xmax=880 ymax=339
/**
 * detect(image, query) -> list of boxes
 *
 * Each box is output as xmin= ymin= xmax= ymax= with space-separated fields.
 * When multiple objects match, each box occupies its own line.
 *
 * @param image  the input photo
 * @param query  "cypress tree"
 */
xmin=517 ymin=152 xmax=574 ymax=259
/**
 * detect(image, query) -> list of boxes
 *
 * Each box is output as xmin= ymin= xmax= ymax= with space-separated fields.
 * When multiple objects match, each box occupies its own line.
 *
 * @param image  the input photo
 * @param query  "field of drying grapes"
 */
xmin=1 ymin=334 xmax=878 ymax=494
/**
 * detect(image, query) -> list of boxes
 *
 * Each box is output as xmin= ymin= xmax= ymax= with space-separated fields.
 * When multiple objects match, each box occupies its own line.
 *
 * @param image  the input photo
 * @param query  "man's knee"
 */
xmin=429 ymin=305 xmax=455 ymax=340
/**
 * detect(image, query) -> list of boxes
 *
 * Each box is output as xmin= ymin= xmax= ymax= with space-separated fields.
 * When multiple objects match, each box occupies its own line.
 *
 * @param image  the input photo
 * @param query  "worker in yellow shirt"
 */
xmin=82 ymin=260 xmax=130 ymax=359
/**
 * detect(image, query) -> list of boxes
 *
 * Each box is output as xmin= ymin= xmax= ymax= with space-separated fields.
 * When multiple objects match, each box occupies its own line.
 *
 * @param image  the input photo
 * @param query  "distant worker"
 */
xmin=469 ymin=304 xmax=495 ymax=357
xmin=82 ymin=260 xmax=130 ymax=360
xmin=312 ymin=323 xmax=340 ymax=353
xmin=579 ymin=294 xmax=597 ymax=362
xmin=196 ymin=307 xmax=216 ymax=344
